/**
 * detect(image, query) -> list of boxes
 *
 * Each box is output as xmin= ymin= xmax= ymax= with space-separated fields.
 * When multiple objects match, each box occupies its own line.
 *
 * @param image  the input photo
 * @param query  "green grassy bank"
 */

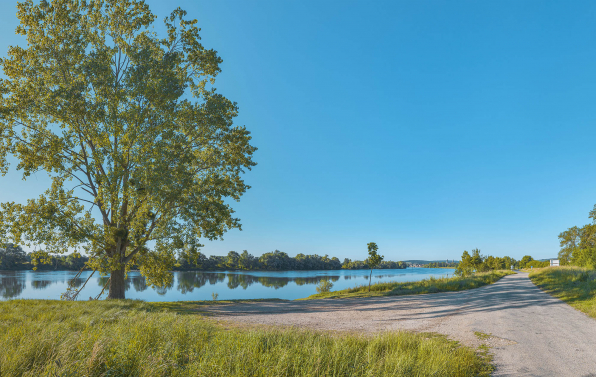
xmin=0 ymin=300 xmax=491 ymax=376
xmin=529 ymin=266 xmax=596 ymax=319
xmin=304 ymin=270 xmax=514 ymax=299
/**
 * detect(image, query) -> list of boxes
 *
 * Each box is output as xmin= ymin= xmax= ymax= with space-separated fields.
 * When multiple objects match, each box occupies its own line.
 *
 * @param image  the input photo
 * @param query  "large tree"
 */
xmin=0 ymin=0 xmax=256 ymax=298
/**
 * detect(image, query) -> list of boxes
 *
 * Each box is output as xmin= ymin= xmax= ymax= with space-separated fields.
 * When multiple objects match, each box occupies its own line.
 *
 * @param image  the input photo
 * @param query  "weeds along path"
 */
xmin=206 ymin=272 xmax=596 ymax=377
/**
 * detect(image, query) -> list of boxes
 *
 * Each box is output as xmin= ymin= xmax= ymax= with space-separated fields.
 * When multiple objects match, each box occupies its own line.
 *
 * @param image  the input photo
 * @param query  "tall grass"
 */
xmin=304 ymin=270 xmax=514 ymax=299
xmin=529 ymin=266 xmax=596 ymax=319
xmin=0 ymin=300 xmax=491 ymax=376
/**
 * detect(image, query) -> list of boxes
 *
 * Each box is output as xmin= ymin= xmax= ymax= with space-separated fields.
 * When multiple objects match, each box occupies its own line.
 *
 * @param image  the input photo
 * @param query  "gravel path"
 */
xmin=205 ymin=272 xmax=596 ymax=376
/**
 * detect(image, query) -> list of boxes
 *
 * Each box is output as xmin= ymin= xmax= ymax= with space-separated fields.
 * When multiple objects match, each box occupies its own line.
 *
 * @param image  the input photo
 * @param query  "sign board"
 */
xmin=550 ymin=259 xmax=560 ymax=267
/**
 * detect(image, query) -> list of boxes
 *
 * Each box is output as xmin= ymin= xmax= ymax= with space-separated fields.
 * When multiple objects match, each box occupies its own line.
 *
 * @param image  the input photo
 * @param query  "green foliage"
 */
xmin=366 ymin=242 xmax=384 ymax=291
xmin=0 ymin=248 xmax=88 ymax=271
xmin=366 ymin=242 xmax=384 ymax=269
xmin=525 ymin=260 xmax=549 ymax=268
xmin=0 ymin=0 xmax=256 ymax=297
xmin=558 ymin=204 xmax=596 ymax=267
xmin=455 ymin=251 xmax=474 ymax=277
xmin=306 ymin=271 xmax=513 ymax=299
xmin=424 ymin=261 xmax=458 ymax=268
xmin=0 ymin=300 xmax=491 ymax=376
xmin=455 ymin=249 xmax=518 ymax=277
xmin=315 ymin=278 xmax=333 ymax=293
xmin=0 ymin=243 xmax=27 ymax=270
xmin=174 ymin=250 xmax=406 ymax=271
xmin=341 ymin=258 xmax=406 ymax=270
xmin=529 ymin=266 xmax=596 ymax=319
xmin=519 ymin=255 xmax=534 ymax=269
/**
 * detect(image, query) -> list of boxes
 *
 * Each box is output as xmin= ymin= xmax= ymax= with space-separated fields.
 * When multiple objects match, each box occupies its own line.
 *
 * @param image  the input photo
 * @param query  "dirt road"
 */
xmin=206 ymin=272 xmax=596 ymax=376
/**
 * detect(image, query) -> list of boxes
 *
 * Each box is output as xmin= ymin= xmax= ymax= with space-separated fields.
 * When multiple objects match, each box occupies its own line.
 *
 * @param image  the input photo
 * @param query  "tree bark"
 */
xmin=107 ymin=266 xmax=126 ymax=299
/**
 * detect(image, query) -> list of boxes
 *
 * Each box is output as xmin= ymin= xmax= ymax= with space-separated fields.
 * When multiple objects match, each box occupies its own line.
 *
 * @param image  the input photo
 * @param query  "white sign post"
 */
xmin=550 ymin=259 xmax=560 ymax=267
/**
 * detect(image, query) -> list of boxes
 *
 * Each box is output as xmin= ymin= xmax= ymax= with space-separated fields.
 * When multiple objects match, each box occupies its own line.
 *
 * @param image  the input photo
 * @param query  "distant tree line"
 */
xmin=423 ymin=261 xmax=458 ymax=268
xmin=0 ymin=244 xmax=88 ymax=271
xmin=341 ymin=259 xmax=406 ymax=270
xmin=176 ymin=250 xmax=407 ymax=271
xmin=455 ymin=248 xmax=549 ymax=276
xmin=558 ymin=204 xmax=596 ymax=267
xmin=1 ymin=246 xmax=406 ymax=272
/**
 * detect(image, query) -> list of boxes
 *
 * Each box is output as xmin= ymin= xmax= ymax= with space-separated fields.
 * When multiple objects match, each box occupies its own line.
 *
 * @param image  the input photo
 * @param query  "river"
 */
xmin=0 ymin=268 xmax=455 ymax=301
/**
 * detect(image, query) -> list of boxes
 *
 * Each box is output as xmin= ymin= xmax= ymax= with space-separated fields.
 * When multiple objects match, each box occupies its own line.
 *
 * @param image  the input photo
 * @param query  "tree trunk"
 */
xmin=369 ymin=269 xmax=372 ymax=292
xmin=107 ymin=266 xmax=126 ymax=299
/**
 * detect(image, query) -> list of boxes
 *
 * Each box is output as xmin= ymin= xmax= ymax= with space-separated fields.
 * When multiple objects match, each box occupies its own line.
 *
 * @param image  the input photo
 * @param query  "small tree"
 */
xmin=519 ymin=255 xmax=534 ymax=269
xmin=455 ymin=250 xmax=473 ymax=277
xmin=366 ymin=242 xmax=383 ymax=292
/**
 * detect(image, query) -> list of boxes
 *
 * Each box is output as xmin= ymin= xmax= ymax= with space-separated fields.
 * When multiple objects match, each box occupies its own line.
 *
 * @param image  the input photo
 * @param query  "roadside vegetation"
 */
xmin=0 ymin=300 xmax=492 ymax=377
xmin=528 ymin=203 xmax=596 ymax=318
xmin=305 ymin=270 xmax=513 ymax=299
xmin=454 ymin=248 xmax=549 ymax=276
xmin=557 ymin=204 xmax=596 ymax=267
xmin=529 ymin=266 xmax=596 ymax=319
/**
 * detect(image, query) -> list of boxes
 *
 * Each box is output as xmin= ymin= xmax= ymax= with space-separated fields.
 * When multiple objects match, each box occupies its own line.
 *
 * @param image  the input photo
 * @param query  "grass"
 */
xmin=0 ymin=300 xmax=493 ymax=376
xmin=529 ymin=266 xmax=596 ymax=319
xmin=473 ymin=331 xmax=492 ymax=341
xmin=303 ymin=270 xmax=514 ymax=299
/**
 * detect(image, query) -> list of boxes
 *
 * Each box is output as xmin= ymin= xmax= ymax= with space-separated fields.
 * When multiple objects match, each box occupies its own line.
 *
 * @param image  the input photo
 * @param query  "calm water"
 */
xmin=0 ymin=268 xmax=455 ymax=301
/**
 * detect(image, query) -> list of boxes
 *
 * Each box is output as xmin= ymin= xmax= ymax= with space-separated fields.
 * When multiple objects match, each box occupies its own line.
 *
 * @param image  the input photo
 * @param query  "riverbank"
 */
xmin=0 ymin=300 xmax=491 ymax=376
xmin=303 ymin=270 xmax=513 ymax=299
xmin=529 ymin=266 xmax=596 ymax=319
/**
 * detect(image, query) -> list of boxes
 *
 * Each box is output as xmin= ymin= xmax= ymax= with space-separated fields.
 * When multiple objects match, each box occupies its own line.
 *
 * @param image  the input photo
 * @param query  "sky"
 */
xmin=1 ymin=0 xmax=596 ymax=261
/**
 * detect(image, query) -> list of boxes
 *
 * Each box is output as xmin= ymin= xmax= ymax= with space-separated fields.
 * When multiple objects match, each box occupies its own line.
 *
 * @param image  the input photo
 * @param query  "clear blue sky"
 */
xmin=1 ymin=0 xmax=595 ymax=261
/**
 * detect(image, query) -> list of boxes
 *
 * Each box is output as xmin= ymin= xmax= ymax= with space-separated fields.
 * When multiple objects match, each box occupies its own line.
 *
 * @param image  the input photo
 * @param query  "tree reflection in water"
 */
xmin=177 ymin=272 xmax=224 ymax=294
xmin=30 ymin=280 xmax=54 ymax=290
xmin=131 ymin=275 xmax=148 ymax=292
xmin=0 ymin=268 xmax=429 ymax=300
xmin=174 ymin=272 xmax=342 ymax=292
xmin=0 ymin=273 xmax=26 ymax=299
xmin=98 ymin=276 xmax=130 ymax=292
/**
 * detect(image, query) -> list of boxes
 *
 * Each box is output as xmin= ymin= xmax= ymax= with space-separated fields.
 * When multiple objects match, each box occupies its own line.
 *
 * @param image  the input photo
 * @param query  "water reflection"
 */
xmin=1 ymin=274 xmax=26 ymax=299
xmin=91 ymin=271 xmax=374 ymax=295
xmin=30 ymin=280 xmax=53 ymax=290
xmin=131 ymin=275 xmax=148 ymax=292
xmin=98 ymin=276 xmax=131 ymax=291
xmin=0 ymin=268 xmax=456 ymax=301
xmin=175 ymin=272 xmax=343 ymax=292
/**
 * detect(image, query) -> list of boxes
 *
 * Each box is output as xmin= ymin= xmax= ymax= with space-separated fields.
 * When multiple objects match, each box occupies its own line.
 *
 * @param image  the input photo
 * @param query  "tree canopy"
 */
xmin=366 ymin=242 xmax=383 ymax=291
xmin=0 ymin=0 xmax=256 ymax=298
xmin=558 ymin=204 xmax=596 ymax=267
xmin=455 ymin=249 xmax=518 ymax=276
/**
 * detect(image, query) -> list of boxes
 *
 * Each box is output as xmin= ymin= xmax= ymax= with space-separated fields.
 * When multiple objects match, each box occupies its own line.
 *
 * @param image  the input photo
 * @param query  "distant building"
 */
xmin=550 ymin=259 xmax=560 ymax=267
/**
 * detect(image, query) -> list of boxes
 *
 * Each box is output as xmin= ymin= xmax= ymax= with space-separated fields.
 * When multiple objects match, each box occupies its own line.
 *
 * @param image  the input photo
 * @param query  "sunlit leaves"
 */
xmin=0 ymin=0 xmax=256 ymax=295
